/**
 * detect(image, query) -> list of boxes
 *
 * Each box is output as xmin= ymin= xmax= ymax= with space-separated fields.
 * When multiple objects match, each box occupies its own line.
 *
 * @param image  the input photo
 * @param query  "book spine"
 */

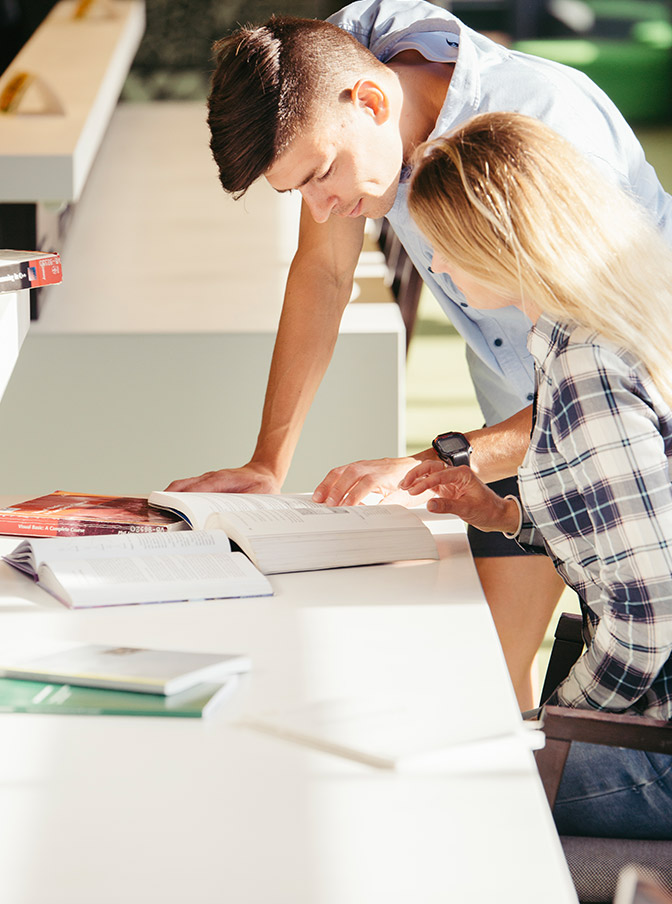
xmin=0 ymin=704 xmax=200 ymax=716
xmin=2 ymin=672 xmax=164 ymax=694
xmin=0 ymin=517 xmax=174 ymax=537
xmin=0 ymin=254 xmax=62 ymax=292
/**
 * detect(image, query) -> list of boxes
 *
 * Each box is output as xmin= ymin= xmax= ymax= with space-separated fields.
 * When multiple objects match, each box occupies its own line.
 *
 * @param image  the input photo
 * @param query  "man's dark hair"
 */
xmin=207 ymin=15 xmax=384 ymax=197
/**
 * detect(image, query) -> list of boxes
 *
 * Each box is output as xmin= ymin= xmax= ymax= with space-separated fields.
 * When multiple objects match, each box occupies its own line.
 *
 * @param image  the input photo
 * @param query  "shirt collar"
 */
xmin=527 ymin=314 xmax=573 ymax=369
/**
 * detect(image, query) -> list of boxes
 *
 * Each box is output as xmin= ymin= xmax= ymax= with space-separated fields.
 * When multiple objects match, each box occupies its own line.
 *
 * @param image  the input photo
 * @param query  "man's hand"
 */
xmin=400 ymin=460 xmax=519 ymax=534
xmin=313 ymin=456 xmax=434 ymax=506
xmin=165 ymin=463 xmax=281 ymax=494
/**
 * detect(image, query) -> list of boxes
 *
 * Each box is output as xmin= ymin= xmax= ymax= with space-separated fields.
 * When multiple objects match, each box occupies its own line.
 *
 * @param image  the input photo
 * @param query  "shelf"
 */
xmin=0 ymin=0 xmax=145 ymax=203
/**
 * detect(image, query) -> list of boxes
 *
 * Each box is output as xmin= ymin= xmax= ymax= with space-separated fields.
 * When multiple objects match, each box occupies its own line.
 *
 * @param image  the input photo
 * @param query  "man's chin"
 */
xmin=364 ymin=196 xmax=395 ymax=219
xmin=374 ymin=183 xmax=401 ymax=218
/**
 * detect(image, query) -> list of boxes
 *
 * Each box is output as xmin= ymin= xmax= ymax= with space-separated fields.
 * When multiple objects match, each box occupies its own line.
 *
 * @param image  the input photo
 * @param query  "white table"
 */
xmin=0 ymin=101 xmax=406 ymax=497
xmin=0 ymin=507 xmax=577 ymax=903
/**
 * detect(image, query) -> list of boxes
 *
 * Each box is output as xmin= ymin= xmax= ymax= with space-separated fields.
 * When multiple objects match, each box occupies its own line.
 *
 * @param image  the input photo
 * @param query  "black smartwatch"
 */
xmin=432 ymin=431 xmax=472 ymax=467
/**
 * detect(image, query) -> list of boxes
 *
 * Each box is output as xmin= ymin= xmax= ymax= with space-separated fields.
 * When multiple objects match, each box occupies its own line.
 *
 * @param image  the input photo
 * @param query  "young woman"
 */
xmin=403 ymin=111 xmax=672 ymax=838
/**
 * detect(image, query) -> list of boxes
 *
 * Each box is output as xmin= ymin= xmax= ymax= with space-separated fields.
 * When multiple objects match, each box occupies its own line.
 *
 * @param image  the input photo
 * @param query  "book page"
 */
xmin=148 ymin=492 xmax=438 ymax=573
xmin=38 ymin=549 xmax=272 ymax=608
xmin=214 ymin=502 xmax=439 ymax=574
xmin=152 ymin=492 xmax=429 ymax=537
xmin=149 ymin=492 xmax=325 ymax=529
xmin=5 ymin=529 xmax=233 ymax=575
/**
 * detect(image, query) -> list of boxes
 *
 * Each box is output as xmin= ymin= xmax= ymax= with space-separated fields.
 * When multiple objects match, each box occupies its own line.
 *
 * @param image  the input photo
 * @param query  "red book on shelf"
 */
xmin=0 ymin=491 xmax=186 ymax=537
xmin=0 ymin=250 xmax=62 ymax=293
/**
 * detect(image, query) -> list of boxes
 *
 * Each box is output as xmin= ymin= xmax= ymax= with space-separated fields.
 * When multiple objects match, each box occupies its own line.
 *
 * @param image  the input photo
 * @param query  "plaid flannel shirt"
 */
xmin=517 ymin=315 xmax=672 ymax=719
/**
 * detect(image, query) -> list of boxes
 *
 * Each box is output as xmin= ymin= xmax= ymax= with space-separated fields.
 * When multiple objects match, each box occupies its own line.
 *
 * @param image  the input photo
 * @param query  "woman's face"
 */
xmin=430 ymin=250 xmax=522 ymax=311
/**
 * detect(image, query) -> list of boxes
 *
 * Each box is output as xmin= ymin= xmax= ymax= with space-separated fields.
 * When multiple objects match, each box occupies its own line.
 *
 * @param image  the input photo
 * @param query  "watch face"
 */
xmin=433 ymin=433 xmax=472 ymax=465
xmin=438 ymin=435 xmax=469 ymax=456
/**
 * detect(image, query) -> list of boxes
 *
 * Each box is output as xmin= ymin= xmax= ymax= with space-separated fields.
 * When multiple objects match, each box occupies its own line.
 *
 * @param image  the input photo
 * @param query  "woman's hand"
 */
xmin=400 ymin=460 xmax=520 ymax=534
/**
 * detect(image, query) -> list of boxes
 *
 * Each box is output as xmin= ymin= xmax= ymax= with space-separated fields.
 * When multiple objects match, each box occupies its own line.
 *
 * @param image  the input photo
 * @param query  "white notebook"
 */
xmin=241 ymin=693 xmax=534 ymax=770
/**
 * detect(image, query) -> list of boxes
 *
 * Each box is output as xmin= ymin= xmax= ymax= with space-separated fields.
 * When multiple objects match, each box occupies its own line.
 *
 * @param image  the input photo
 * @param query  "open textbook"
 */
xmin=2 ymin=530 xmax=272 ymax=609
xmin=148 ymin=492 xmax=438 ymax=574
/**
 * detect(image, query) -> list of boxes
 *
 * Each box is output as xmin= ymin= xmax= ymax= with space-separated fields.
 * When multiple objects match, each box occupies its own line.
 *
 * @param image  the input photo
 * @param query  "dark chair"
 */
xmin=534 ymin=612 xmax=672 ymax=903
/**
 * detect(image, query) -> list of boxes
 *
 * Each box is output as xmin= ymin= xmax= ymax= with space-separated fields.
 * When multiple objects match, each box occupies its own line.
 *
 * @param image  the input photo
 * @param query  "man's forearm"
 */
xmin=249 ymin=204 xmax=365 ymax=486
xmin=250 ymin=257 xmax=354 ymax=486
xmin=465 ymin=406 xmax=534 ymax=483
xmin=404 ymin=406 xmax=533 ymax=487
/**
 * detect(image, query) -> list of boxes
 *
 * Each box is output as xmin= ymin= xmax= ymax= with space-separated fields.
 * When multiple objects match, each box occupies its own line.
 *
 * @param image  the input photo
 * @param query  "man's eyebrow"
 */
xmin=272 ymin=165 xmax=320 ymax=194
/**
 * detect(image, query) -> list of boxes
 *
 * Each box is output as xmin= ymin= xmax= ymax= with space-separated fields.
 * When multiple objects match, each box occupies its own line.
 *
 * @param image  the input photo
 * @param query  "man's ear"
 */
xmin=351 ymin=78 xmax=390 ymax=124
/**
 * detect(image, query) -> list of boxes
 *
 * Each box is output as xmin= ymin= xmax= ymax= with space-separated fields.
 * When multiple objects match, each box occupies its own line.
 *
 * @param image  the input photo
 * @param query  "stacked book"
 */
xmin=0 ymin=643 xmax=251 ymax=719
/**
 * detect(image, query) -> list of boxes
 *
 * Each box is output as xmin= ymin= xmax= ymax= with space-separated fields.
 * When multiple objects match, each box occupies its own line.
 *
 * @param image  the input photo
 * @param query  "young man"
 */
xmin=167 ymin=0 xmax=672 ymax=708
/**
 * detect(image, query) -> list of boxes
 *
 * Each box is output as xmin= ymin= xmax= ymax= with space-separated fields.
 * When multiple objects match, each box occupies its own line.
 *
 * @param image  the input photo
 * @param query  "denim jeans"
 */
xmin=553 ymin=742 xmax=672 ymax=839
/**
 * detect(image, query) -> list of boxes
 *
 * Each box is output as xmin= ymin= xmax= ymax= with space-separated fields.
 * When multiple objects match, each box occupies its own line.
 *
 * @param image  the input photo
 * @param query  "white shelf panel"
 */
xmin=0 ymin=289 xmax=30 ymax=404
xmin=0 ymin=0 xmax=145 ymax=203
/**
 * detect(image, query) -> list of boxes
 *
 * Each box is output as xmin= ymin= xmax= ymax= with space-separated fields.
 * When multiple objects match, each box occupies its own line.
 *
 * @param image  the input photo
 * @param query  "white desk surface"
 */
xmin=0 ymin=504 xmax=577 ymax=903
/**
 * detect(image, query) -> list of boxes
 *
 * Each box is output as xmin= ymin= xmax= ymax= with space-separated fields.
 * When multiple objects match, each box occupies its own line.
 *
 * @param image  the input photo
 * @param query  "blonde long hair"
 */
xmin=408 ymin=112 xmax=672 ymax=406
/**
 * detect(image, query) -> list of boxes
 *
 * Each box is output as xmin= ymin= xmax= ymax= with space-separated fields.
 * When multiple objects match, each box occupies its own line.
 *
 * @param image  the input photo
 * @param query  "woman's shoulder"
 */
xmin=540 ymin=323 xmax=669 ymax=449
xmin=545 ymin=321 xmax=641 ymax=387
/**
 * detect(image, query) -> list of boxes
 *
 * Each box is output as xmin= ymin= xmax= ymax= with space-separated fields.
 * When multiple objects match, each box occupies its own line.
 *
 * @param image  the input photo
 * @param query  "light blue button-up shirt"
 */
xmin=329 ymin=0 xmax=672 ymax=424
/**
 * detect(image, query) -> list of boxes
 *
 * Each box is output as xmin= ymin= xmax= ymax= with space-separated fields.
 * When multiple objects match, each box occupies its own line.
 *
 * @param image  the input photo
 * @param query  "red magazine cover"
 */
xmin=0 ymin=491 xmax=186 ymax=537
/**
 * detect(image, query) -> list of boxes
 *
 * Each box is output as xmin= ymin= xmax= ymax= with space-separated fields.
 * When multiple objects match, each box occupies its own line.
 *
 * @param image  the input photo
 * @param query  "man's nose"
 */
xmin=302 ymin=186 xmax=336 ymax=224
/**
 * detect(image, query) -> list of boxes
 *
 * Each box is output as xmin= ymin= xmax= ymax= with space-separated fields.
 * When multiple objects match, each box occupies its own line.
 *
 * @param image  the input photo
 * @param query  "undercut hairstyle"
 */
xmin=208 ymin=15 xmax=387 ymax=197
xmin=408 ymin=111 xmax=672 ymax=406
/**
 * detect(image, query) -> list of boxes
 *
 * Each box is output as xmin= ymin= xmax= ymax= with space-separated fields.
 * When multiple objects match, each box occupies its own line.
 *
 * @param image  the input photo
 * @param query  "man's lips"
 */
xmin=346 ymin=199 xmax=363 ymax=218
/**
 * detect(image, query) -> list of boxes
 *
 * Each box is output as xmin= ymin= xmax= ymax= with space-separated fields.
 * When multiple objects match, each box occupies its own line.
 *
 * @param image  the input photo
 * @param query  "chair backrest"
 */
xmin=539 ymin=610 xmax=584 ymax=705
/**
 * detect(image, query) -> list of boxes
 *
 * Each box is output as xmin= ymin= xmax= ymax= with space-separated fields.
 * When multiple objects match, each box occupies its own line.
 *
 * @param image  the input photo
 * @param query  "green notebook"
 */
xmin=0 ymin=675 xmax=237 ymax=718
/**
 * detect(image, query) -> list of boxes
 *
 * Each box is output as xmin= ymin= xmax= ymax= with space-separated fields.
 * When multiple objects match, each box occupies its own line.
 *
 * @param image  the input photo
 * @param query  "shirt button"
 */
xmin=493 ymin=338 xmax=503 ymax=347
xmin=527 ymin=393 xmax=534 ymax=401
xmin=460 ymin=302 xmax=468 ymax=308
